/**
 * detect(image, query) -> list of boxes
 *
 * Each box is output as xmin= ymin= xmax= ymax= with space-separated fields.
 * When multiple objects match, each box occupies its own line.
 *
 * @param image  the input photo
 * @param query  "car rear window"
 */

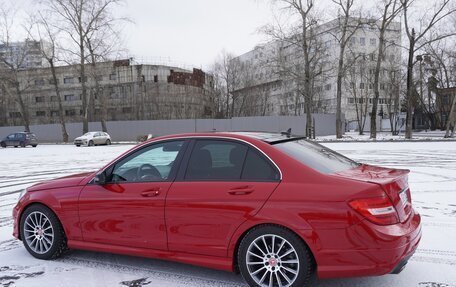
xmin=274 ymin=140 xmax=359 ymax=174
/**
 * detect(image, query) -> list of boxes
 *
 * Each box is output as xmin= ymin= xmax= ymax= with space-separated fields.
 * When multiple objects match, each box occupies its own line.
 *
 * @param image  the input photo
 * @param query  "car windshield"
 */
xmin=83 ymin=132 xmax=96 ymax=136
xmin=274 ymin=139 xmax=360 ymax=174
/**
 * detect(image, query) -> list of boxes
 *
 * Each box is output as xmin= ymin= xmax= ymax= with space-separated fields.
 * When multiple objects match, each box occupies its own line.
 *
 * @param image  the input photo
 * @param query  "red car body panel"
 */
xmin=12 ymin=133 xmax=422 ymax=279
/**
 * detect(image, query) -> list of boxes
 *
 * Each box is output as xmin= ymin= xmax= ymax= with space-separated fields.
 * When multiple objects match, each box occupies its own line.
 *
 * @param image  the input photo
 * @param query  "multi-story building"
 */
xmin=231 ymin=17 xmax=402 ymax=126
xmin=0 ymin=59 xmax=214 ymax=127
xmin=0 ymin=40 xmax=50 ymax=69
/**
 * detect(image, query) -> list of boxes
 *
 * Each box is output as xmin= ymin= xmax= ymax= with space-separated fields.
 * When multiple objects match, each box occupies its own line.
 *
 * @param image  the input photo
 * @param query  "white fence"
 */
xmin=0 ymin=115 xmax=337 ymax=142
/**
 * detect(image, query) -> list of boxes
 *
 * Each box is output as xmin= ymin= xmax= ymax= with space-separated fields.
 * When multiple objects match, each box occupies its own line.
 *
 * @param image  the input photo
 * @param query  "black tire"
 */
xmin=76 ymin=145 xmax=81 ymax=147
xmin=0 ymin=142 xmax=5 ymax=148
xmin=88 ymin=140 xmax=94 ymax=147
xmin=238 ymin=225 xmax=315 ymax=287
xmin=20 ymin=204 xmax=67 ymax=260
xmin=106 ymin=139 xmax=111 ymax=145
xmin=32 ymin=145 xmax=37 ymax=148
xmin=14 ymin=146 xmax=18 ymax=148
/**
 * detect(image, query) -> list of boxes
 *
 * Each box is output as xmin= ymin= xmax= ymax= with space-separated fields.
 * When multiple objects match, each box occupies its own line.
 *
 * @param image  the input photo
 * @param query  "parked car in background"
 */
xmin=0 ymin=132 xmax=38 ymax=148
xmin=13 ymin=132 xmax=421 ymax=287
xmin=74 ymin=132 xmax=111 ymax=147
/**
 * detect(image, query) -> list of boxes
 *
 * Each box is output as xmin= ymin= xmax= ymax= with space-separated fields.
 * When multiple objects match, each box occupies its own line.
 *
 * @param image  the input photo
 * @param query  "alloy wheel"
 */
xmin=246 ymin=234 xmax=300 ymax=287
xmin=23 ymin=211 xmax=54 ymax=254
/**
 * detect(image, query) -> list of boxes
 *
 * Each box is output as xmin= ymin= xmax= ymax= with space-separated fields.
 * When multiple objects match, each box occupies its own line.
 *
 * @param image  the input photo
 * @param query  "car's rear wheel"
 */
xmin=106 ymin=139 xmax=111 ymax=145
xmin=238 ymin=225 xmax=314 ymax=287
xmin=20 ymin=205 xmax=67 ymax=260
xmin=0 ymin=142 xmax=5 ymax=148
xmin=32 ymin=145 xmax=37 ymax=148
xmin=88 ymin=140 xmax=94 ymax=147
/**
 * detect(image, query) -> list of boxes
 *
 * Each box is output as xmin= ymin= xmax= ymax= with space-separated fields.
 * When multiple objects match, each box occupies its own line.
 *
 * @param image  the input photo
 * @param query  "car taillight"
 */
xmin=349 ymin=195 xmax=399 ymax=225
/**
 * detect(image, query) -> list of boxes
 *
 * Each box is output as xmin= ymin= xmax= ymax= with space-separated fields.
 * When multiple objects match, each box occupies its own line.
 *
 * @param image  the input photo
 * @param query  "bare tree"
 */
xmin=44 ymin=0 xmax=124 ymax=134
xmin=369 ymin=0 xmax=402 ymax=139
xmin=212 ymin=51 xmax=242 ymax=118
xmin=331 ymin=0 xmax=361 ymax=138
xmin=0 ymin=6 xmax=33 ymax=132
xmin=28 ymin=13 xmax=69 ymax=142
xmin=262 ymin=0 xmax=327 ymax=138
xmin=84 ymin=7 xmax=129 ymax=132
xmin=345 ymin=53 xmax=371 ymax=134
xmin=401 ymin=0 xmax=456 ymax=139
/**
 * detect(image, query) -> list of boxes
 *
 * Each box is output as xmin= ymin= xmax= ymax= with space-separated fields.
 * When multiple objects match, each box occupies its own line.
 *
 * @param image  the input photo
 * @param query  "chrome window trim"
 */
xmin=97 ymin=135 xmax=283 ymax=181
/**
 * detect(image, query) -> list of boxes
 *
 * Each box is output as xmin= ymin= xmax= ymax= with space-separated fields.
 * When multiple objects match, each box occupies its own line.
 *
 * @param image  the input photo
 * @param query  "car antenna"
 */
xmin=281 ymin=128 xmax=292 ymax=138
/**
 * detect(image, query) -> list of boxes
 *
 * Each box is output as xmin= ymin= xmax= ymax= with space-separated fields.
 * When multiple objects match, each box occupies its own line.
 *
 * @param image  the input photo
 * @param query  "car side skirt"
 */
xmin=67 ymin=240 xmax=234 ymax=272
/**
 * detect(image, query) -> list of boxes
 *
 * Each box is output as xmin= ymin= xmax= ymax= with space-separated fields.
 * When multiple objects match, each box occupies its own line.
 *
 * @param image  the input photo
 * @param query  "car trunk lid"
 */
xmin=335 ymin=164 xmax=412 ymax=223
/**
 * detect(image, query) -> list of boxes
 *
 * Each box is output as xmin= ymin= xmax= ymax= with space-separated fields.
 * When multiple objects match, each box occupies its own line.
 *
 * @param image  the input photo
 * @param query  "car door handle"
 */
xmin=141 ymin=188 xmax=161 ymax=197
xmin=228 ymin=186 xmax=254 ymax=195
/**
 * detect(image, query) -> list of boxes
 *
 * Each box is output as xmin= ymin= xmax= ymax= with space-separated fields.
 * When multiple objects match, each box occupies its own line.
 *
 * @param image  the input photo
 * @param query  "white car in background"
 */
xmin=74 ymin=132 xmax=112 ymax=147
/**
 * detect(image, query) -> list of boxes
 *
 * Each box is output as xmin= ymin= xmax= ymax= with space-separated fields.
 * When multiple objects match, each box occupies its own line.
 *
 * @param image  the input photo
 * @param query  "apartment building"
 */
xmin=231 ymin=17 xmax=402 ymax=124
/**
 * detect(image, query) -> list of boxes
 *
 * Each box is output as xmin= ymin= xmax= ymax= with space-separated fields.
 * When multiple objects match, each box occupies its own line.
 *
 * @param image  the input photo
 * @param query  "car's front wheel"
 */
xmin=106 ymin=139 xmax=111 ymax=145
xmin=20 ymin=204 xmax=67 ymax=260
xmin=238 ymin=225 xmax=315 ymax=287
xmin=88 ymin=140 xmax=94 ymax=147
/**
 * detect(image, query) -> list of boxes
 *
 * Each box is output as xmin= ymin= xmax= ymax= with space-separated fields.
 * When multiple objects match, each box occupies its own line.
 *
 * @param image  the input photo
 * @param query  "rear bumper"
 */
xmin=313 ymin=209 xmax=422 ymax=279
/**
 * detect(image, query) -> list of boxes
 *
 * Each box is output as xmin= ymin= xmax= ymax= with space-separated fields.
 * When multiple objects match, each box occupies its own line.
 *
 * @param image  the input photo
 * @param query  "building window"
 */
xmin=348 ymin=98 xmax=355 ymax=104
xmin=360 ymin=37 xmax=366 ymax=46
xmin=51 ymin=110 xmax=60 ymax=117
xmin=49 ymin=78 xmax=59 ymax=85
xmin=154 ymin=75 xmax=158 ymax=83
xmin=109 ymin=73 xmax=117 ymax=81
xmin=370 ymin=38 xmax=377 ymax=46
xmin=122 ymin=107 xmax=132 ymax=113
xmin=10 ymin=112 xmax=21 ymax=118
xmin=64 ymin=94 xmax=76 ymax=101
xmin=95 ymin=75 xmax=103 ymax=82
xmin=359 ymin=83 xmax=365 ymax=90
xmin=78 ymin=76 xmax=87 ymax=83
xmin=35 ymin=96 xmax=45 ymax=103
xmin=36 ymin=111 xmax=46 ymax=117
xmin=65 ymin=109 xmax=76 ymax=116
xmin=370 ymin=53 xmax=376 ymax=61
xmin=63 ymin=77 xmax=74 ymax=84
xmin=50 ymin=96 xmax=58 ymax=102
xmin=324 ymin=84 xmax=331 ymax=91
xmin=369 ymin=84 xmax=373 ymax=89
xmin=35 ymin=79 xmax=45 ymax=86
xmin=380 ymin=83 xmax=385 ymax=90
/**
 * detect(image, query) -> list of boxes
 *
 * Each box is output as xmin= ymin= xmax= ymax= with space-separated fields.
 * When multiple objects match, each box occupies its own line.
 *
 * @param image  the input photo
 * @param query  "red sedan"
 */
xmin=13 ymin=132 xmax=421 ymax=287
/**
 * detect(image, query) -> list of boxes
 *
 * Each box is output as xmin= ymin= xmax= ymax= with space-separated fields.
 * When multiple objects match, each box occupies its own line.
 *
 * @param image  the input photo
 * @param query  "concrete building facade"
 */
xmin=0 ymin=40 xmax=50 ymax=69
xmin=231 ymin=17 xmax=402 ymax=126
xmin=0 ymin=59 xmax=214 ymax=127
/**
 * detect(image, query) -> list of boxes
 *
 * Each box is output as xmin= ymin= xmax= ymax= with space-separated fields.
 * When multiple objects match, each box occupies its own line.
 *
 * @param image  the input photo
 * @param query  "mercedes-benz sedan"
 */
xmin=13 ymin=132 xmax=421 ymax=287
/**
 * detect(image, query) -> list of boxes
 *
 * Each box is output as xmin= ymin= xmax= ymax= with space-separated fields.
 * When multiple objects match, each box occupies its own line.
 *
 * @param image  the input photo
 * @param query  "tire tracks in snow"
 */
xmin=412 ymin=248 xmax=456 ymax=266
xmin=57 ymin=255 xmax=244 ymax=287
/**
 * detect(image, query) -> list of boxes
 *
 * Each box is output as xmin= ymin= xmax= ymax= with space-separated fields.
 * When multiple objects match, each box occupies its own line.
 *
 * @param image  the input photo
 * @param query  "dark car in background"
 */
xmin=0 ymin=132 xmax=38 ymax=148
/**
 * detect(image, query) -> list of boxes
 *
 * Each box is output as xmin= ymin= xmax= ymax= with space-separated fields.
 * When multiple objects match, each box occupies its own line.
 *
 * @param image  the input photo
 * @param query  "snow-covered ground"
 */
xmin=0 ymin=142 xmax=455 ymax=287
xmin=316 ymin=131 xmax=456 ymax=142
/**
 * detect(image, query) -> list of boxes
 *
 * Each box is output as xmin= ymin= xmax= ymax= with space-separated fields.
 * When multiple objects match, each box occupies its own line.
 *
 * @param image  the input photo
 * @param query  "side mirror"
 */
xmin=93 ymin=171 xmax=107 ymax=185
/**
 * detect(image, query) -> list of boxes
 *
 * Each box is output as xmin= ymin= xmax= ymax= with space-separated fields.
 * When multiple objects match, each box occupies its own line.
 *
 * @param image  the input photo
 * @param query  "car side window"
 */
xmin=242 ymin=148 xmax=280 ymax=181
xmin=7 ymin=134 xmax=15 ymax=139
xmin=110 ymin=140 xmax=184 ymax=183
xmin=185 ymin=140 xmax=248 ymax=181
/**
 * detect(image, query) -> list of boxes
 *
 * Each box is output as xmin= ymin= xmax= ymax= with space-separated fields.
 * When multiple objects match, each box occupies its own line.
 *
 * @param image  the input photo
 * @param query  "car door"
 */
xmin=5 ymin=134 xmax=15 ymax=146
xmin=78 ymin=140 xmax=187 ymax=250
xmin=93 ymin=132 xmax=102 ymax=145
xmin=165 ymin=139 xmax=281 ymax=257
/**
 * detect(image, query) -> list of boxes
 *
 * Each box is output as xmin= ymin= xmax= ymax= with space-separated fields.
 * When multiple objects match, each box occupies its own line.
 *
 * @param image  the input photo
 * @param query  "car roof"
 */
xmin=153 ymin=132 xmax=304 ymax=145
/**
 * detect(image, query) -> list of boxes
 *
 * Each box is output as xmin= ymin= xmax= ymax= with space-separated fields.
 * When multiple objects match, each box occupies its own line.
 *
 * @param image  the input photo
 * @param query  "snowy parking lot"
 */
xmin=0 ymin=141 xmax=455 ymax=287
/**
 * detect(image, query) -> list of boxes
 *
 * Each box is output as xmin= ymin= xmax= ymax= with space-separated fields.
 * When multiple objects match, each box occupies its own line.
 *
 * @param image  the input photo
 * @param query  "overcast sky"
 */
xmin=118 ymin=0 xmax=277 ymax=69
